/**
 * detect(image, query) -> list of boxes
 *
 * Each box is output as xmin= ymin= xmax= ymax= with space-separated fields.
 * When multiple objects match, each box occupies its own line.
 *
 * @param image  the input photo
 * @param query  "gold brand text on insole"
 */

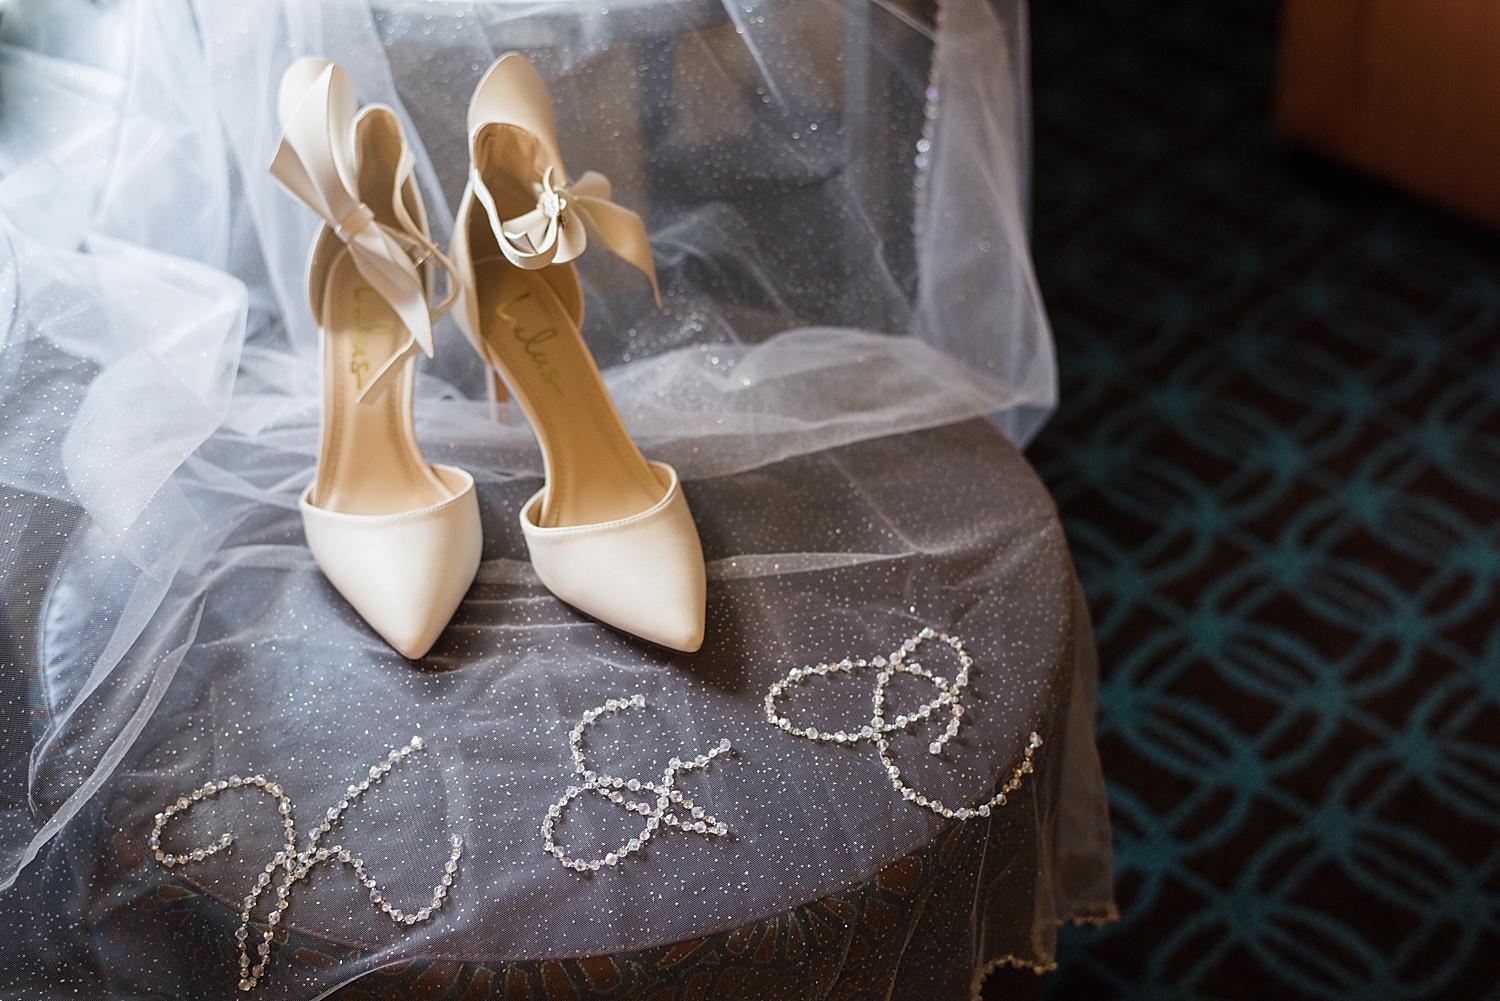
xmin=351 ymin=286 xmax=394 ymax=391
xmin=497 ymin=292 xmax=563 ymax=394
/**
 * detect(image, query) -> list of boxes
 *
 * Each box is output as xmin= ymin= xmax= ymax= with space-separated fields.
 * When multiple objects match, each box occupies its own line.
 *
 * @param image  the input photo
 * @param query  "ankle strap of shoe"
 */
xmin=271 ymin=58 xmax=453 ymax=405
xmin=467 ymin=54 xmax=661 ymax=306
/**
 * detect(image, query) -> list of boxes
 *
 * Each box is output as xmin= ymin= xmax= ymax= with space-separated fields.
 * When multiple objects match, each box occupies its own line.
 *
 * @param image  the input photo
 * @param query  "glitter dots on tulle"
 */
xmin=765 ymin=628 xmax=1042 ymax=820
xmin=541 ymin=695 xmax=731 ymax=873
xmin=149 ymin=736 xmax=461 ymax=991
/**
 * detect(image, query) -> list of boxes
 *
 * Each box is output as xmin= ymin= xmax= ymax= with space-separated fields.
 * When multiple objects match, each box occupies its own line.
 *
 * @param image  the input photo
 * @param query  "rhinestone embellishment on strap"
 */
xmin=765 ymin=628 xmax=1043 ymax=820
xmin=148 ymin=736 xmax=462 ymax=991
xmin=542 ymin=695 xmax=732 ymax=872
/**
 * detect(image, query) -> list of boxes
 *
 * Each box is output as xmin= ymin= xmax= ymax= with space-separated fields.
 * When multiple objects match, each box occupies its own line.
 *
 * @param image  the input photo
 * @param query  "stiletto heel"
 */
xmin=452 ymin=53 xmax=705 ymax=653
xmin=271 ymin=57 xmax=482 ymax=659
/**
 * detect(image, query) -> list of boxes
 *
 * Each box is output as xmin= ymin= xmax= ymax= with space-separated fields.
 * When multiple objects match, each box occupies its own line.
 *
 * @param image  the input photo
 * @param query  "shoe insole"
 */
xmin=474 ymin=257 xmax=665 ymax=527
xmin=314 ymin=248 xmax=451 ymax=516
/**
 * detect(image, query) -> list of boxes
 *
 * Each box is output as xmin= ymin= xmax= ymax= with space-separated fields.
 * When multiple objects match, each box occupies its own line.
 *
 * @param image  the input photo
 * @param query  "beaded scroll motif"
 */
xmin=149 ymin=736 xmax=461 ymax=992
xmin=540 ymin=694 xmax=733 ymax=873
xmin=765 ymin=628 xmax=1042 ymax=820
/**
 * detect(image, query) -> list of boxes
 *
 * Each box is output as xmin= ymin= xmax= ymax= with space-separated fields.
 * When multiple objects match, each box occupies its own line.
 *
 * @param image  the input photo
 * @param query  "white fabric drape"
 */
xmin=0 ymin=0 xmax=1100 ymax=987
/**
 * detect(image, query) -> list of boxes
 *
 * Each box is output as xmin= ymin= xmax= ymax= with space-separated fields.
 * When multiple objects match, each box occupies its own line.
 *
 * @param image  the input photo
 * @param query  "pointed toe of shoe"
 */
xmin=301 ymin=465 xmax=483 ymax=659
xmin=521 ymin=462 xmax=706 ymax=652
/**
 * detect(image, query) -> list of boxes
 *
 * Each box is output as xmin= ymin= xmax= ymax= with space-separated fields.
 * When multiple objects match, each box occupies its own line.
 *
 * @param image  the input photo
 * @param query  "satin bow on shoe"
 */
xmin=466 ymin=56 xmax=662 ymax=305
xmin=270 ymin=58 xmax=454 ymax=402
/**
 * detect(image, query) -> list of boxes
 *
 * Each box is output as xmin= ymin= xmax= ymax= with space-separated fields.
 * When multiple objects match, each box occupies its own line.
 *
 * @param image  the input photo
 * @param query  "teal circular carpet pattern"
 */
xmin=1018 ymin=1 xmax=1500 ymax=998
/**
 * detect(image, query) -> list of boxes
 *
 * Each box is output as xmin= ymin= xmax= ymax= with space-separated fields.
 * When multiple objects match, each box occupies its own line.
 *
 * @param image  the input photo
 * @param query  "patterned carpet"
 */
xmin=1007 ymin=0 xmax=1500 ymax=998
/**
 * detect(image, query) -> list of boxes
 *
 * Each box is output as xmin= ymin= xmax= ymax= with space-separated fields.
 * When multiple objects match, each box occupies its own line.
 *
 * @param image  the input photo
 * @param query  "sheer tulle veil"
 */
xmin=0 ymin=0 xmax=1104 ymax=984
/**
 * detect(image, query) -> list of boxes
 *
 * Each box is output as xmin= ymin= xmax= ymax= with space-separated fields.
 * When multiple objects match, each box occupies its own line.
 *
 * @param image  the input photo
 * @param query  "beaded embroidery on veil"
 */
xmin=149 ymin=737 xmax=463 ymax=992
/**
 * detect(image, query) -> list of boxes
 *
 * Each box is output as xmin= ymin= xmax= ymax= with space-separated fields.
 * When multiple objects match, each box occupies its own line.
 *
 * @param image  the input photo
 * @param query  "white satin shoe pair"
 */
xmin=270 ymin=54 xmax=706 ymax=659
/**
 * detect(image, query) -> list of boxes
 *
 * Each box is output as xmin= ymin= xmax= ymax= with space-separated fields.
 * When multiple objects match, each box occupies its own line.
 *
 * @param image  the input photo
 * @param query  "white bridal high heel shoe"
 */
xmin=452 ymin=53 xmax=706 ymax=652
xmin=271 ymin=58 xmax=482 ymax=659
